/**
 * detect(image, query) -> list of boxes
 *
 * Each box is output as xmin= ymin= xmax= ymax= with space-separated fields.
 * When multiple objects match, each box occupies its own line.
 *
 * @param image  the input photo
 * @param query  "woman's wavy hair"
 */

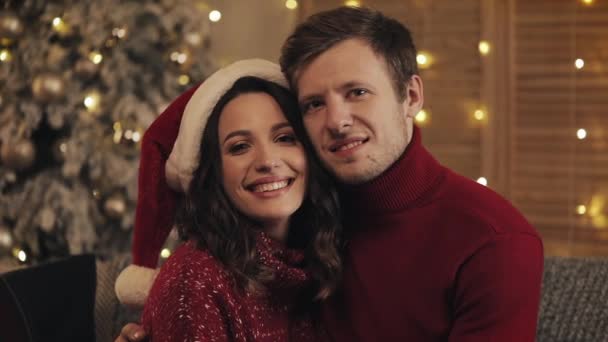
xmin=176 ymin=76 xmax=342 ymax=301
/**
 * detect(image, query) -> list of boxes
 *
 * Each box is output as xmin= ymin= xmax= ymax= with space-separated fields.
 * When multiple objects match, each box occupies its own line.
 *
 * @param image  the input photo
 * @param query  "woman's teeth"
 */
xmin=252 ymin=180 xmax=289 ymax=193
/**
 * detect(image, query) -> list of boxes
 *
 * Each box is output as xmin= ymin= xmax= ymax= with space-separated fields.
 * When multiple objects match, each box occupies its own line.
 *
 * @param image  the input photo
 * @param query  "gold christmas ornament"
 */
xmin=74 ymin=58 xmax=99 ymax=78
xmin=32 ymin=73 xmax=66 ymax=102
xmin=0 ymin=12 xmax=24 ymax=40
xmin=0 ymin=225 xmax=13 ymax=251
xmin=1 ymin=139 xmax=36 ymax=171
xmin=103 ymin=193 xmax=127 ymax=219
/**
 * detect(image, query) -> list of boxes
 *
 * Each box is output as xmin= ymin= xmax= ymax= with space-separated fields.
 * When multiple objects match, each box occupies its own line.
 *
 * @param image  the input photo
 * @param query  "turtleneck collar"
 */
xmin=338 ymin=126 xmax=446 ymax=216
xmin=255 ymin=231 xmax=309 ymax=292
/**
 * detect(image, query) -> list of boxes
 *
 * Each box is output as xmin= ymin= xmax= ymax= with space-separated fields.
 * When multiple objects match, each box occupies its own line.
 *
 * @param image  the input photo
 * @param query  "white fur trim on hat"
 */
xmin=115 ymin=264 xmax=160 ymax=307
xmin=165 ymin=59 xmax=289 ymax=193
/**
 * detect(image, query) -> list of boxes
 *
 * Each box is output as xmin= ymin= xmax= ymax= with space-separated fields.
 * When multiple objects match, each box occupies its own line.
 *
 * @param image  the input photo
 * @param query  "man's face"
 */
xmin=295 ymin=38 xmax=423 ymax=184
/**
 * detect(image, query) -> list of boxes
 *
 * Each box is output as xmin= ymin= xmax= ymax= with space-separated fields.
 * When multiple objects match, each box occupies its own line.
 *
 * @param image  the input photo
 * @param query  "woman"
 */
xmin=130 ymin=60 xmax=341 ymax=341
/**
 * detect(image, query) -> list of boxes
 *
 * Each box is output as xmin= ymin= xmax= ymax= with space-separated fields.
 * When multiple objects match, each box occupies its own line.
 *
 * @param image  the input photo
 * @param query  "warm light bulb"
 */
xmin=161 ymin=248 xmax=171 ymax=259
xmin=13 ymin=248 xmax=27 ymax=262
xmin=285 ymin=0 xmax=298 ymax=9
xmin=577 ymin=205 xmax=587 ymax=215
xmin=52 ymin=17 xmax=64 ymax=27
xmin=84 ymin=91 xmax=101 ymax=111
xmin=415 ymin=109 xmax=429 ymax=124
xmin=345 ymin=0 xmax=361 ymax=7
xmin=581 ymin=0 xmax=594 ymax=5
xmin=88 ymin=51 xmax=103 ymax=64
xmin=178 ymin=74 xmax=190 ymax=86
xmin=474 ymin=109 xmax=486 ymax=121
xmin=416 ymin=52 xmax=433 ymax=69
xmin=477 ymin=177 xmax=488 ymax=186
xmin=0 ymin=49 xmax=12 ymax=62
xmin=575 ymin=58 xmax=585 ymax=69
xmin=112 ymin=27 xmax=127 ymax=39
xmin=577 ymin=128 xmax=587 ymax=140
xmin=132 ymin=131 xmax=142 ymax=143
xmin=209 ymin=10 xmax=222 ymax=22
xmin=478 ymin=41 xmax=491 ymax=55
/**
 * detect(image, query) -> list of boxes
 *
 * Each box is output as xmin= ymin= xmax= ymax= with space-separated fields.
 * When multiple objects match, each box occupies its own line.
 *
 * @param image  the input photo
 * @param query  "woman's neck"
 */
xmin=261 ymin=218 xmax=289 ymax=243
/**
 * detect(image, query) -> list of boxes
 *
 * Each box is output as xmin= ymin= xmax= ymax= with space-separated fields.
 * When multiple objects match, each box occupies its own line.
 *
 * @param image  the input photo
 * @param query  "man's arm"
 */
xmin=449 ymin=233 xmax=544 ymax=341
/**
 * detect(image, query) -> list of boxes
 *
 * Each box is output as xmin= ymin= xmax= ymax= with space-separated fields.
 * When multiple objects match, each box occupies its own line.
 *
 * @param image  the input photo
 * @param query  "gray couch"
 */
xmin=2 ymin=255 xmax=607 ymax=341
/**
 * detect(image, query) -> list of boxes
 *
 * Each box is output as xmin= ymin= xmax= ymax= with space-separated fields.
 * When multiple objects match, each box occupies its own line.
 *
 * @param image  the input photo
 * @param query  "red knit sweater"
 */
xmin=141 ymin=233 xmax=319 ymax=341
xmin=322 ymin=126 xmax=544 ymax=341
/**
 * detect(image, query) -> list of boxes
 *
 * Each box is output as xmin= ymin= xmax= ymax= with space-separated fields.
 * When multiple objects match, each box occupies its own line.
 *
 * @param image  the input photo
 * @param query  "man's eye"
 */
xmin=349 ymin=88 xmax=368 ymax=97
xmin=228 ymin=143 xmax=249 ymax=154
xmin=302 ymin=100 xmax=323 ymax=113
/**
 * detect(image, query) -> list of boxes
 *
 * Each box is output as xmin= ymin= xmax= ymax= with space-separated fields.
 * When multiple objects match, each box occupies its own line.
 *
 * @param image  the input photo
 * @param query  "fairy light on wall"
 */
xmin=345 ymin=0 xmax=361 ymax=7
xmin=574 ymin=58 xmax=585 ymax=69
xmin=285 ymin=0 xmax=298 ymax=9
xmin=161 ymin=248 xmax=171 ymax=259
xmin=576 ymin=128 xmax=587 ymax=140
xmin=474 ymin=109 xmax=486 ymax=121
xmin=209 ymin=10 xmax=222 ymax=22
xmin=416 ymin=51 xmax=433 ymax=69
xmin=477 ymin=177 xmax=488 ymax=186
xmin=577 ymin=205 xmax=587 ymax=215
xmin=415 ymin=109 xmax=430 ymax=126
xmin=478 ymin=41 xmax=491 ymax=55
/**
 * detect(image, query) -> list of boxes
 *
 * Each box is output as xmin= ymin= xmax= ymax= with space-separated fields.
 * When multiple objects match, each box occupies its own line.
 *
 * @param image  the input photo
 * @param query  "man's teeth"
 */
xmin=252 ymin=180 xmax=289 ymax=193
xmin=337 ymin=141 xmax=363 ymax=151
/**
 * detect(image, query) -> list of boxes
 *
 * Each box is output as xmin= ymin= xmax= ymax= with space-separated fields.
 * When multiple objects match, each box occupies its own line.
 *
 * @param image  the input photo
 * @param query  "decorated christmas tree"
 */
xmin=0 ymin=0 xmax=215 ymax=264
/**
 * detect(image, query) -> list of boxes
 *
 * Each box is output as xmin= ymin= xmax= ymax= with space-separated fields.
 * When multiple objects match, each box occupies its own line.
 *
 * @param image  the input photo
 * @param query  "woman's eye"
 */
xmin=228 ymin=143 xmax=249 ymax=154
xmin=276 ymin=134 xmax=297 ymax=144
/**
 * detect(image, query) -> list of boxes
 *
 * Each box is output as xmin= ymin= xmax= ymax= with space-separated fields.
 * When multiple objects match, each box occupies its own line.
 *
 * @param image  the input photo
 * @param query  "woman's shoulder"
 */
xmin=157 ymin=241 xmax=227 ymax=285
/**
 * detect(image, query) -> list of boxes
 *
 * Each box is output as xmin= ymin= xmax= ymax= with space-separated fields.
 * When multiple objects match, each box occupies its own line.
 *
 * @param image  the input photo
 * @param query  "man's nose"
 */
xmin=325 ymin=98 xmax=353 ymax=136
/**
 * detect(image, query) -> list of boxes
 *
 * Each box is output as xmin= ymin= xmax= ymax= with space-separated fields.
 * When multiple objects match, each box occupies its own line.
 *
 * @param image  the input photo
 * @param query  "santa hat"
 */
xmin=115 ymin=59 xmax=289 ymax=307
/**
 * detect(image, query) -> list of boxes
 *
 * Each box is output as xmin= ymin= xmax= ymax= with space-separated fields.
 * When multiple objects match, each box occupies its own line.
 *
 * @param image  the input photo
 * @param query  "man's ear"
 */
xmin=402 ymin=75 xmax=424 ymax=119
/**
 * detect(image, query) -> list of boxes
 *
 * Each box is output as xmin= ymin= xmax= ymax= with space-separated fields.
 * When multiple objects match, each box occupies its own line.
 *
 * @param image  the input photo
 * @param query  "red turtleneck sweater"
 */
xmin=322 ymin=126 xmax=543 ymax=341
xmin=141 ymin=233 xmax=318 ymax=342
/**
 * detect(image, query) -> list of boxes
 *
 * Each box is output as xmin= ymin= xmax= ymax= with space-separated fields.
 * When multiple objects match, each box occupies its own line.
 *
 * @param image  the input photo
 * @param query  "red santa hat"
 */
xmin=115 ymin=59 xmax=289 ymax=306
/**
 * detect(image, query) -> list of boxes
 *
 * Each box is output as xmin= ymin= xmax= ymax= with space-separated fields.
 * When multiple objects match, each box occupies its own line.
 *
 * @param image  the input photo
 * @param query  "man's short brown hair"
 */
xmin=280 ymin=6 xmax=418 ymax=100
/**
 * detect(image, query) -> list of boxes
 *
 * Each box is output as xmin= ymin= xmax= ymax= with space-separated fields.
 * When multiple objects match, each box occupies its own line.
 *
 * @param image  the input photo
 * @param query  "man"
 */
xmin=118 ymin=6 xmax=543 ymax=341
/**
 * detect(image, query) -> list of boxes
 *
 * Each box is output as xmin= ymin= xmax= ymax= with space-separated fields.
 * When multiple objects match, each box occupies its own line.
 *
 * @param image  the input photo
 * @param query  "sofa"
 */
xmin=1 ymin=255 xmax=607 ymax=341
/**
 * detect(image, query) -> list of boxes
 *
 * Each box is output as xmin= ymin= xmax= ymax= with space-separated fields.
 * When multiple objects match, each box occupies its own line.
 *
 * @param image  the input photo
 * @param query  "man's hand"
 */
xmin=115 ymin=323 xmax=147 ymax=342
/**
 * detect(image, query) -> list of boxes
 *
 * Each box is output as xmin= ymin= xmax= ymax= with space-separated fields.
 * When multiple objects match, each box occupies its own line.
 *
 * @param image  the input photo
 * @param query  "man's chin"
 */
xmin=330 ymin=167 xmax=380 ymax=186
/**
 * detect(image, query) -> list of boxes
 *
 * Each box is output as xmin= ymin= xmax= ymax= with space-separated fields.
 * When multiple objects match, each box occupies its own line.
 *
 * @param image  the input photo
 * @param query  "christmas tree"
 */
xmin=0 ymin=0 xmax=215 ymax=264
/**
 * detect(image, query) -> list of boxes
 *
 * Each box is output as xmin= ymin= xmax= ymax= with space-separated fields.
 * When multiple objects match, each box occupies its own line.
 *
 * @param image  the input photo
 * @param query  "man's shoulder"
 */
xmin=432 ymin=169 xmax=539 ymax=238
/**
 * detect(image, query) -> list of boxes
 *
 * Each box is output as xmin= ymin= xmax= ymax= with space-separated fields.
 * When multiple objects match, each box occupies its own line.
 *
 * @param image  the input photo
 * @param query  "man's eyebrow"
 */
xmin=298 ymin=81 xmax=371 ymax=104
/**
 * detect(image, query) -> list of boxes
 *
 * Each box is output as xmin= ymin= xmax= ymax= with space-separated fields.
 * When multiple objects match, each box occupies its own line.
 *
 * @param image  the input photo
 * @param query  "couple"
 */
xmin=116 ymin=6 xmax=543 ymax=341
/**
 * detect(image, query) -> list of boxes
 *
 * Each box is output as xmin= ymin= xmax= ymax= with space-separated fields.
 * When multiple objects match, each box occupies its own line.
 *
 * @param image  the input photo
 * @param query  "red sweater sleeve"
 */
xmin=449 ymin=232 xmax=544 ymax=342
xmin=142 ymin=249 xmax=235 ymax=342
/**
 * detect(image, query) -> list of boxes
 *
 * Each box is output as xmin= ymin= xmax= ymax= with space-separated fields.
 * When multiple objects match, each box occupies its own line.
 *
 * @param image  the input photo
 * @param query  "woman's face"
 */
xmin=218 ymin=92 xmax=308 ymax=232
